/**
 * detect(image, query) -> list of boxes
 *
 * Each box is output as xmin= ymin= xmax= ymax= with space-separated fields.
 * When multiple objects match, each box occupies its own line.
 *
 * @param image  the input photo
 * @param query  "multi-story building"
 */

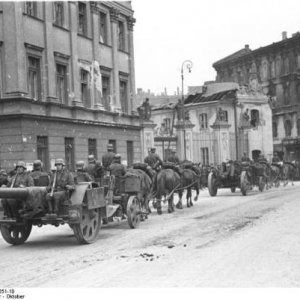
xmin=0 ymin=1 xmax=141 ymax=170
xmin=213 ymin=32 xmax=300 ymax=161
xmin=151 ymin=83 xmax=273 ymax=164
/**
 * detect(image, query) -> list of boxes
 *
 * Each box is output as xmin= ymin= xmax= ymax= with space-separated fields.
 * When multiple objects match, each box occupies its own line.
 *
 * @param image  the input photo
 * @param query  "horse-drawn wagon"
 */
xmin=239 ymin=162 xmax=266 ymax=195
xmin=103 ymin=164 xmax=152 ymax=228
xmin=208 ymin=161 xmax=242 ymax=196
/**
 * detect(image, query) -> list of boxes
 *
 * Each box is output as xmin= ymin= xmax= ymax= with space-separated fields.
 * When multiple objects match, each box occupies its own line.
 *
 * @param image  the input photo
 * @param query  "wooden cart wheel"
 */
xmin=208 ymin=172 xmax=218 ymax=197
xmin=127 ymin=195 xmax=141 ymax=229
xmin=72 ymin=207 xmax=101 ymax=244
xmin=0 ymin=222 xmax=32 ymax=245
xmin=240 ymin=171 xmax=249 ymax=196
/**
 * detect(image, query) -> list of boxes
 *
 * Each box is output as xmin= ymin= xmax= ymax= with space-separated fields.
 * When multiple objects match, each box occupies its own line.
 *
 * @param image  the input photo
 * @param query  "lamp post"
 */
xmin=180 ymin=60 xmax=193 ymax=161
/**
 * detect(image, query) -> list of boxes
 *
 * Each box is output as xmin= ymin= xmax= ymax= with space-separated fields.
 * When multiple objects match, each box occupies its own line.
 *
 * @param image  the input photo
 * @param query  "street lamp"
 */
xmin=180 ymin=60 xmax=193 ymax=161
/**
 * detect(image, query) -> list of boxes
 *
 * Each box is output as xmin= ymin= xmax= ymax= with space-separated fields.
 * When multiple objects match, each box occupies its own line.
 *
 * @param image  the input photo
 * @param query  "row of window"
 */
xmin=198 ymin=110 xmax=260 ymax=129
xmin=273 ymin=119 xmax=300 ymax=138
xmin=27 ymin=55 xmax=128 ymax=111
xmin=25 ymin=1 xmax=128 ymax=52
xmin=223 ymin=53 xmax=300 ymax=84
xmin=37 ymin=136 xmax=134 ymax=172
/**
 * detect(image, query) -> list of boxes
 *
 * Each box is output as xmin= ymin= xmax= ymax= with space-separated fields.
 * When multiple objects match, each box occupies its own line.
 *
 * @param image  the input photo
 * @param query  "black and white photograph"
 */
xmin=0 ymin=0 xmax=300 ymax=298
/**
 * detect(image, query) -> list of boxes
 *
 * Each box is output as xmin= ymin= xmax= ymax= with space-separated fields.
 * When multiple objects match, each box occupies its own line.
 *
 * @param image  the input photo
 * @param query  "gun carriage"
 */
xmin=208 ymin=161 xmax=242 ymax=196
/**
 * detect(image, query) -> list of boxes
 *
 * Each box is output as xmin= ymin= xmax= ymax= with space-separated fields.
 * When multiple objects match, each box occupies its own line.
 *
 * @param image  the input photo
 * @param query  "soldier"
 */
xmin=74 ymin=160 xmax=93 ymax=184
xmin=102 ymin=144 xmax=115 ymax=172
xmin=6 ymin=161 xmax=34 ymax=188
xmin=258 ymin=153 xmax=268 ymax=164
xmin=241 ymin=152 xmax=251 ymax=162
xmin=1 ymin=161 xmax=34 ymax=218
xmin=109 ymin=154 xmax=126 ymax=177
xmin=144 ymin=147 xmax=163 ymax=170
xmin=166 ymin=150 xmax=181 ymax=164
xmin=30 ymin=160 xmax=50 ymax=186
xmin=0 ymin=169 xmax=8 ymax=187
xmin=45 ymin=158 xmax=75 ymax=217
xmin=86 ymin=154 xmax=97 ymax=179
xmin=272 ymin=152 xmax=280 ymax=163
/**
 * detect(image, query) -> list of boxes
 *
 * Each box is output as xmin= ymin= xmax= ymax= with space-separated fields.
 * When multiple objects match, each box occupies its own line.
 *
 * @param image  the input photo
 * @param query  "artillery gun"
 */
xmin=0 ymin=183 xmax=106 ymax=245
xmin=208 ymin=161 xmax=242 ymax=196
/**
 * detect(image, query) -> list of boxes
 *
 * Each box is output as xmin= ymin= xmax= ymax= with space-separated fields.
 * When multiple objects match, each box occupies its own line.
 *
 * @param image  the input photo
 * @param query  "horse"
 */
xmin=270 ymin=163 xmax=281 ymax=187
xmin=176 ymin=168 xmax=200 ymax=209
xmin=125 ymin=168 xmax=152 ymax=219
xmin=282 ymin=161 xmax=297 ymax=186
xmin=155 ymin=168 xmax=183 ymax=214
xmin=256 ymin=161 xmax=272 ymax=190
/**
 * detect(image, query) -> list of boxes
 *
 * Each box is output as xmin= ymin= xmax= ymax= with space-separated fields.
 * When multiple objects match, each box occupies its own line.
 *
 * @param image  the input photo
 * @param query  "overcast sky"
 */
xmin=132 ymin=0 xmax=300 ymax=95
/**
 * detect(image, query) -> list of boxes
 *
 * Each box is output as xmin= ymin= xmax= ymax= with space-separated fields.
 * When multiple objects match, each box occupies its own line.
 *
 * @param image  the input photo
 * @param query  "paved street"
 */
xmin=1 ymin=182 xmax=300 ymax=287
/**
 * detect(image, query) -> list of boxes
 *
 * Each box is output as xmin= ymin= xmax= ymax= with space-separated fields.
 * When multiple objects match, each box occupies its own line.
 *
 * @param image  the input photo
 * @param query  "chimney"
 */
xmin=282 ymin=31 xmax=287 ymax=40
xmin=245 ymin=44 xmax=249 ymax=50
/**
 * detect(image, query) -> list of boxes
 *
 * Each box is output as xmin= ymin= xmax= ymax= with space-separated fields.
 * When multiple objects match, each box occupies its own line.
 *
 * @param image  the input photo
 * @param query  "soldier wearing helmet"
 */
xmin=258 ymin=153 xmax=268 ymax=164
xmin=272 ymin=152 xmax=280 ymax=163
xmin=74 ymin=160 xmax=93 ymax=184
xmin=166 ymin=149 xmax=180 ymax=164
xmin=45 ymin=158 xmax=75 ymax=216
xmin=0 ymin=169 xmax=8 ymax=187
xmin=102 ymin=144 xmax=116 ymax=171
xmin=1 ymin=161 xmax=34 ymax=218
xmin=30 ymin=160 xmax=50 ymax=186
xmin=5 ymin=161 xmax=34 ymax=188
xmin=109 ymin=154 xmax=126 ymax=177
xmin=144 ymin=147 xmax=163 ymax=170
xmin=86 ymin=154 xmax=96 ymax=179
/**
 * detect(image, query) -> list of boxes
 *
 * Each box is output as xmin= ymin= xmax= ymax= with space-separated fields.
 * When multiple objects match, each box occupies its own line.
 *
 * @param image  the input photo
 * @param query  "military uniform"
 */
xmin=272 ymin=156 xmax=280 ymax=163
xmin=102 ymin=152 xmax=115 ymax=170
xmin=31 ymin=161 xmax=50 ymax=186
xmin=166 ymin=154 xmax=180 ymax=164
xmin=74 ymin=170 xmax=93 ymax=183
xmin=109 ymin=162 xmax=126 ymax=177
xmin=7 ymin=172 xmax=34 ymax=188
xmin=1 ymin=161 xmax=34 ymax=218
xmin=46 ymin=160 xmax=75 ymax=215
xmin=0 ymin=170 xmax=8 ymax=187
xmin=144 ymin=150 xmax=163 ymax=170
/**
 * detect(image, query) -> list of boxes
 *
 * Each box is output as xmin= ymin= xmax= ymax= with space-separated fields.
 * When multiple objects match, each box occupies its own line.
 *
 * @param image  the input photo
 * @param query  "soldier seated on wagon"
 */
xmin=102 ymin=144 xmax=116 ymax=173
xmin=0 ymin=169 xmax=8 ymax=187
xmin=1 ymin=161 xmax=34 ymax=218
xmin=30 ymin=160 xmax=50 ymax=186
xmin=45 ymin=158 xmax=75 ymax=217
xmin=109 ymin=154 xmax=126 ymax=178
xmin=74 ymin=160 xmax=93 ymax=184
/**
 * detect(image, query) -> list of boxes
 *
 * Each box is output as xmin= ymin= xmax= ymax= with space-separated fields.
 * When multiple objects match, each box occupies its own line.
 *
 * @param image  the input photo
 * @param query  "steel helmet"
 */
xmin=15 ymin=161 xmax=27 ymax=169
xmin=107 ymin=144 xmax=114 ymax=151
xmin=114 ymin=153 xmax=121 ymax=160
xmin=0 ymin=169 xmax=7 ymax=176
xmin=33 ymin=159 xmax=42 ymax=167
xmin=54 ymin=158 xmax=65 ymax=166
xmin=88 ymin=155 xmax=96 ymax=163
xmin=76 ymin=160 xmax=85 ymax=169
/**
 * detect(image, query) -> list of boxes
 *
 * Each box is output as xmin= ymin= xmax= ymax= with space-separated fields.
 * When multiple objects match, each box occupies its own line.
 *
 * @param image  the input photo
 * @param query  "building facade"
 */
xmin=213 ymin=32 xmax=300 ymax=161
xmin=151 ymin=83 xmax=273 ymax=164
xmin=0 ymin=1 xmax=141 ymax=170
